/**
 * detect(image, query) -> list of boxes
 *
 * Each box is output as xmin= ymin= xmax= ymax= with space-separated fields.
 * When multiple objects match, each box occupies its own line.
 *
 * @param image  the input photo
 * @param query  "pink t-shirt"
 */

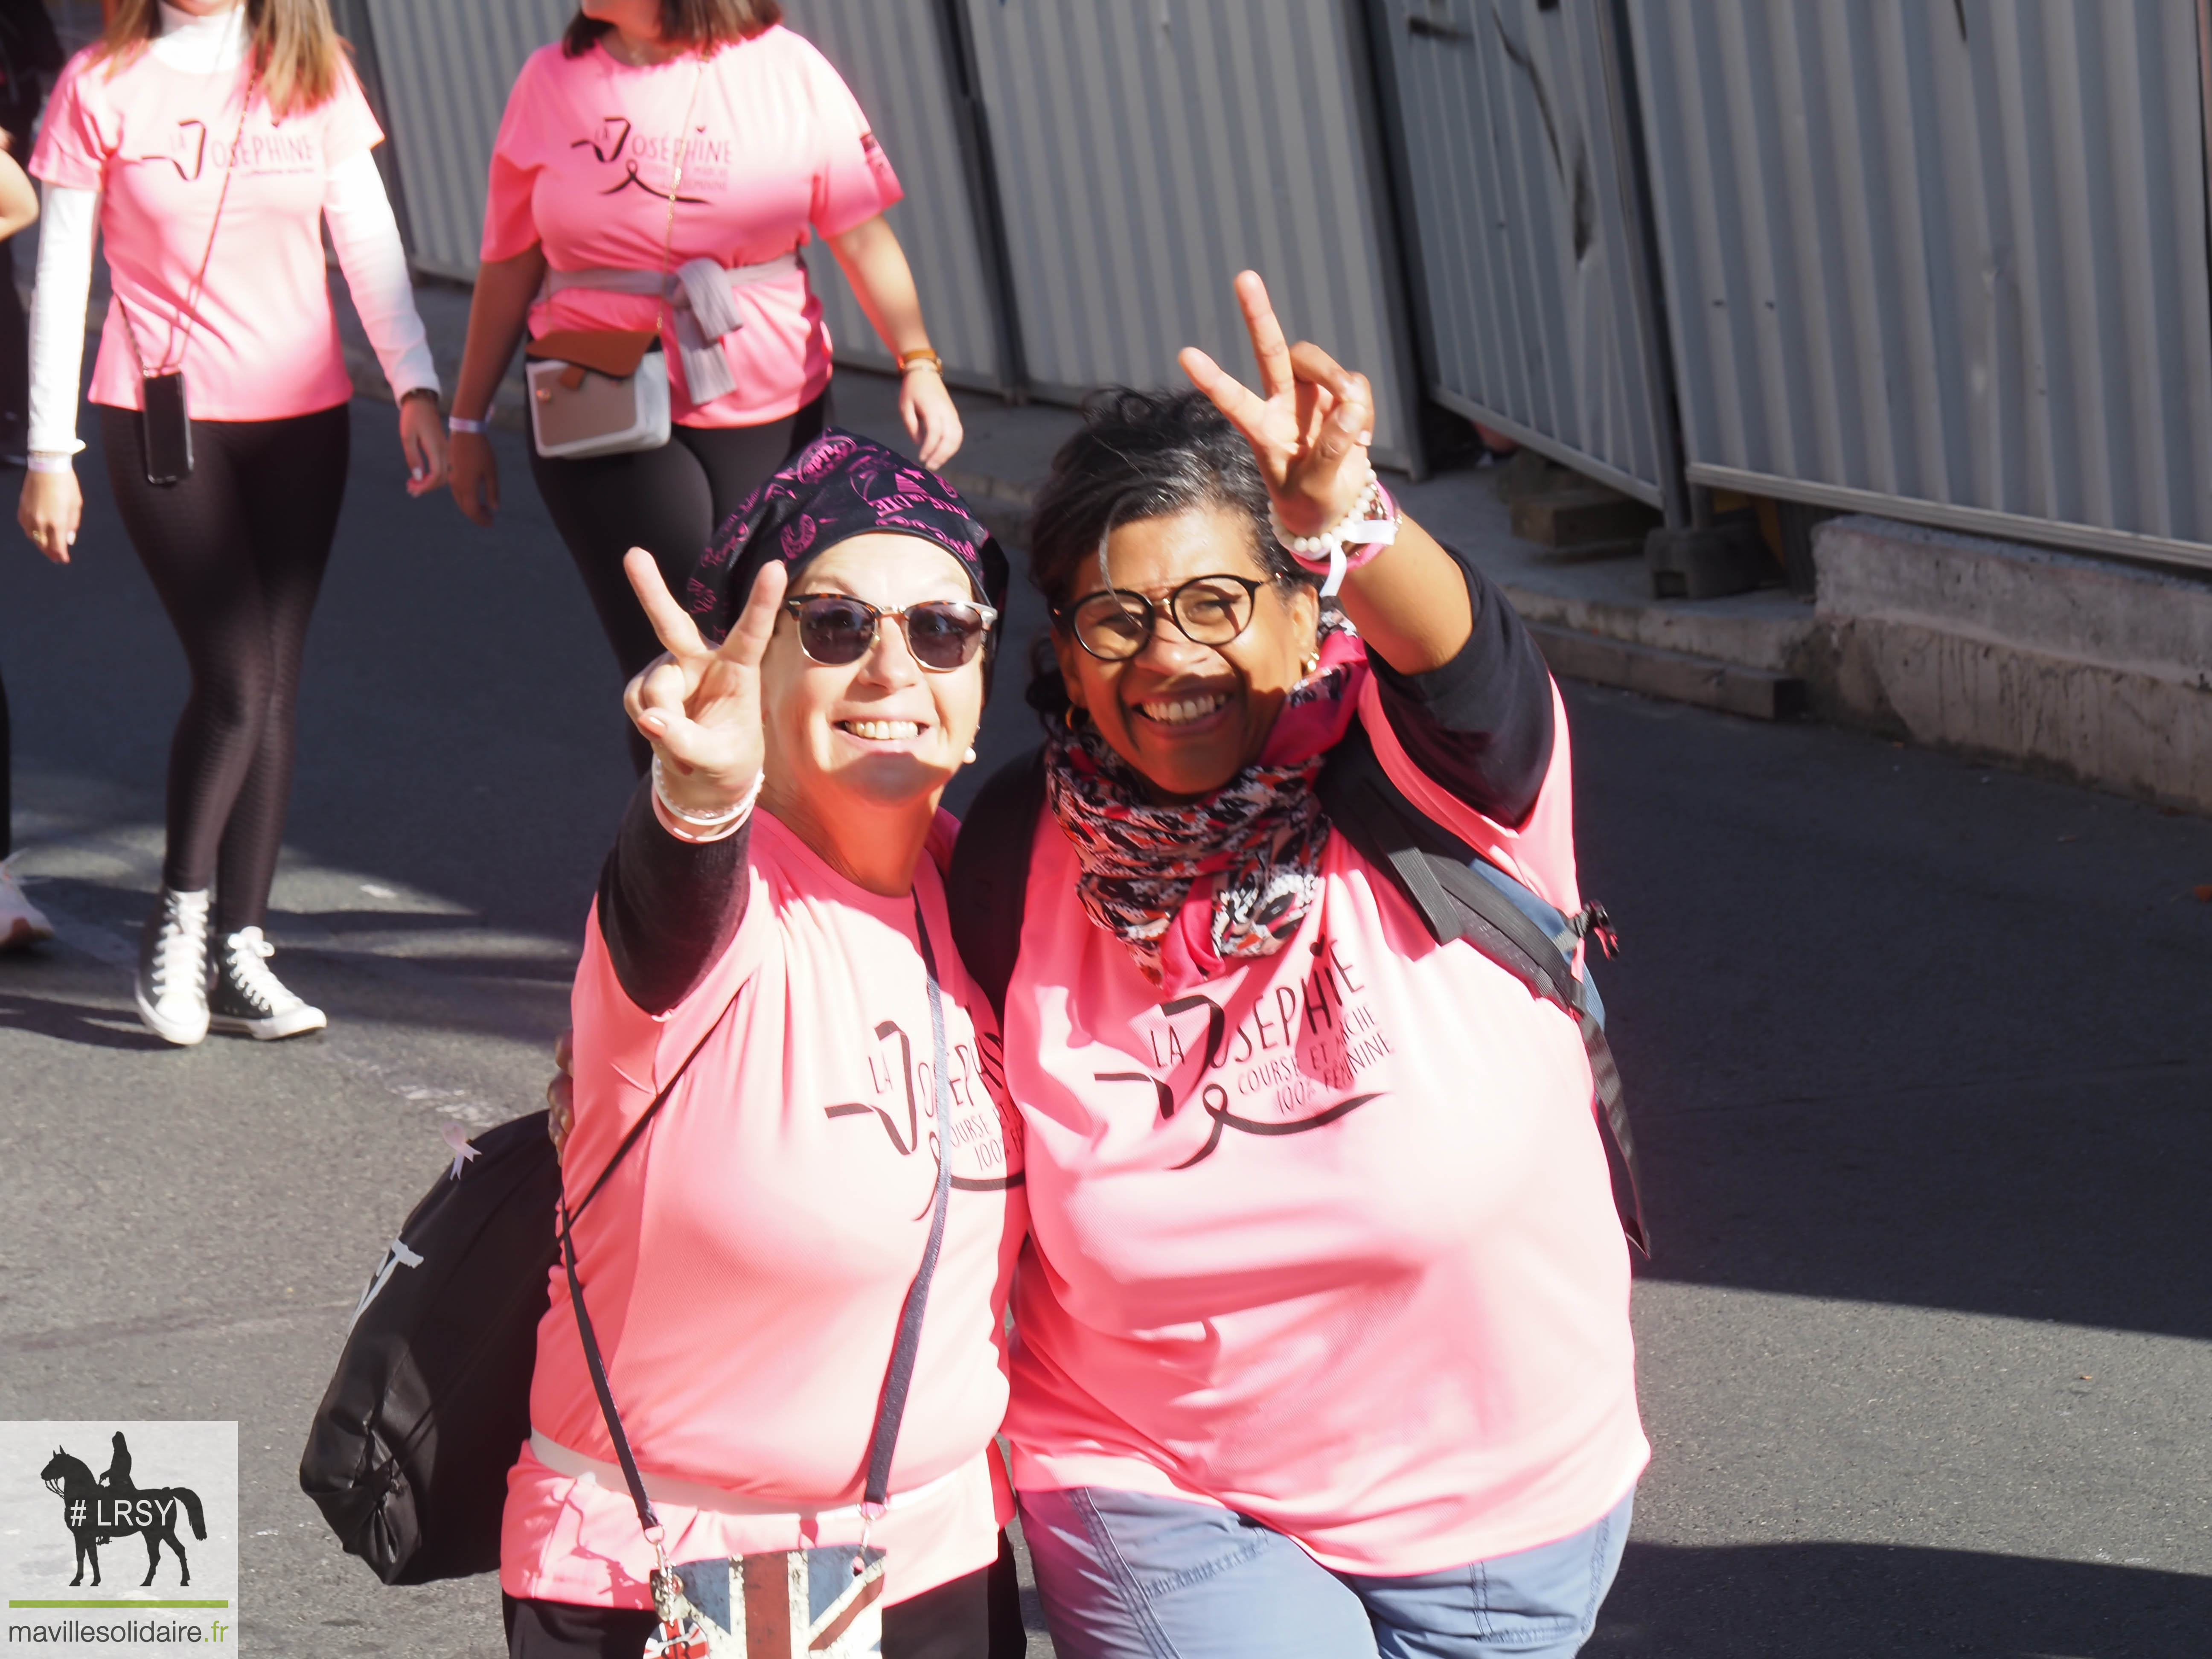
xmin=503 ymin=811 xmax=1027 ymax=1610
xmin=32 ymin=45 xmax=381 ymax=421
xmin=1001 ymin=676 xmax=1647 ymax=1575
xmin=482 ymin=29 xmax=902 ymax=427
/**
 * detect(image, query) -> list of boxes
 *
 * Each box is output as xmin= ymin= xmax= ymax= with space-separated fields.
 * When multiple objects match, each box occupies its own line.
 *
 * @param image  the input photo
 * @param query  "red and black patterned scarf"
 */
xmin=1043 ymin=632 xmax=1367 ymax=989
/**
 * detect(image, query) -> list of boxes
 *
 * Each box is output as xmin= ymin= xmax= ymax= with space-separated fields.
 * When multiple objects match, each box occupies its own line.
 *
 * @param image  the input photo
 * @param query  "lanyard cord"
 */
xmin=561 ymin=892 xmax=958 ymax=1543
xmin=656 ymin=61 xmax=707 ymax=337
xmin=123 ymin=66 xmax=259 ymax=379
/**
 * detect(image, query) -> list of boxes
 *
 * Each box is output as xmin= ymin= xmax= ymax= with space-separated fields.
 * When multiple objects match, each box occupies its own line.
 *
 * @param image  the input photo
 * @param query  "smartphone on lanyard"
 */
xmin=139 ymin=370 xmax=193 ymax=487
xmin=132 ymin=74 xmax=256 ymax=487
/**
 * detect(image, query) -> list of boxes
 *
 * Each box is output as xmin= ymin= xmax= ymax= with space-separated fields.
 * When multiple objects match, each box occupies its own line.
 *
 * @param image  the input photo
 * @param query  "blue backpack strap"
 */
xmin=1318 ymin=726 xmax=1650 ymax=1256
xmin=947 ymin=747 xmax=1048 ymax=1025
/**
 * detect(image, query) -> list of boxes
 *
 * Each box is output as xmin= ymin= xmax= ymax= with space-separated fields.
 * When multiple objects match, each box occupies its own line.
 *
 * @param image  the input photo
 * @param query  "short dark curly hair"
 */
xmin=1026 ymin=388 xmax=1306 ymax=611
xmin=1023 ymin=388 xmax=1307 ymax=721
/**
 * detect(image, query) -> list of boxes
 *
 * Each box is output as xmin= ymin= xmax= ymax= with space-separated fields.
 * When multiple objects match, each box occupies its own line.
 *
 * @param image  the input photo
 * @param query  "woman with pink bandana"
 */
xmin=513 ymin=431 xmax=1025 ymax=1659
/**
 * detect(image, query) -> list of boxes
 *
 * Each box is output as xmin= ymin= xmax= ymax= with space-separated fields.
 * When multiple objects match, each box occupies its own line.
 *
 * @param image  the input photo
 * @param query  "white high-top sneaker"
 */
xmin=207 ymin=926 xmax=326 ymax=1040
xmin=0 ymin=857 xmax=54 ymax=952
xmin=135 ymin=887 xmax=212 ymax=1045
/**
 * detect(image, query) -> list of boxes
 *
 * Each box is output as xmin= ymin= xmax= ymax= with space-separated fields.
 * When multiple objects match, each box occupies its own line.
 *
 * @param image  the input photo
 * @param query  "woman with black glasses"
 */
xmin=507 ymin=430 xmax=1024 ymax=1659
xmin=947 ymin=276 xmax=1645 ymax=1659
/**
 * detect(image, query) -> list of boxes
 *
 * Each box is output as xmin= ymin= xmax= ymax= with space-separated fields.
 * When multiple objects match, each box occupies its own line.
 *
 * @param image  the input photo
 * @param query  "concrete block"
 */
xmin=1813 ymin=515 xmax=2212 ymax=812
xmin=1526 ymin=623 xmax=1806 ymax=721
xmin=1645 ymin=520 xmax=1768 ymax=599
xmin=1511 ymin=489 xmax=1657 ymax=550
xmin=1489 ymin=448 xmax=1578 ymax=504
xmin=1499 ymin=578 xmax=1815 ymax=679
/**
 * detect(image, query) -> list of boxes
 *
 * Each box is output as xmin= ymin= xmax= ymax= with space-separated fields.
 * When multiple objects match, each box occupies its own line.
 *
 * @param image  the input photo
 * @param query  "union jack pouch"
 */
xmin=570 ymin=897 xmax=958 ymax=1659
xmin=643 ymin=1548 xmax=890 ymax=1659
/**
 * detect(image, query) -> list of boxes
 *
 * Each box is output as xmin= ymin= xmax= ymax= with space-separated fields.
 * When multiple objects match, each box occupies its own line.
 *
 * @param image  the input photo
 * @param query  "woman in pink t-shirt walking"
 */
xmin=15 ymin=0 xmax=448 ymax=1046
xmin=509 ymin=431 xmax=1026 ymax=1658
xmin=946 ymin=276 xmax=1647 ymax=1657
xmin=448 ymin=0 xmax=963 ymax=773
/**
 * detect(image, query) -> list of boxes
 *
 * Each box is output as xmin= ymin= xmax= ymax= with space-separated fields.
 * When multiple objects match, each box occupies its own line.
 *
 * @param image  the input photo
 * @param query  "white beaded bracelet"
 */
xmin=651 ymin=756 xmax=763 ymax=831
xmin=1269 ymin=467 xmax=1401 ymax=597
xmin=448 ymin=415 xmax=487 ymax=436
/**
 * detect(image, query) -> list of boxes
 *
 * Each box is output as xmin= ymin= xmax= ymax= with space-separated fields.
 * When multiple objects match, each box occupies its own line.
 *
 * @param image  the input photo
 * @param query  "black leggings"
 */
xmin=102 ymin=403 xmax=350 ymax=935
xmin=529 ymin=391 xmax=830 ymax=772
xmin=502 ymin=1534 xmax=1026 ymax=1659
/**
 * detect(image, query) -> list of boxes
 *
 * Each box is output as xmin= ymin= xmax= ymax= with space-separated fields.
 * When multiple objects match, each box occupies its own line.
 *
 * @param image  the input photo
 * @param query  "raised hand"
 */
xmin=622 ymin=549 xmax=786 ymax=815
xmin=1179 ymin=270 xmax=1376 ymax=540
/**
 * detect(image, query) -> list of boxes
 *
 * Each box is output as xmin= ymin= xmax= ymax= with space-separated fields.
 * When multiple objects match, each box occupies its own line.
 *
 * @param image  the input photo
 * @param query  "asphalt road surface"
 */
xmin=3 ymin=404 xmax=2208 ymax=1657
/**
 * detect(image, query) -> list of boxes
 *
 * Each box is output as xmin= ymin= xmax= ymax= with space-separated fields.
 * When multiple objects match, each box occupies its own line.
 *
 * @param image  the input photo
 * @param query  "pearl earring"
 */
xmin=963 ymin=745 xmax=978 ymax=764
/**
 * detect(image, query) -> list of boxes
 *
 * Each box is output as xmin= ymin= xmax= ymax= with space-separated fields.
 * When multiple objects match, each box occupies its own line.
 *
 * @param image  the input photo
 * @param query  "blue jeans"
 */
xmin=1017 ymin=1486 xmax=1633 ymax=1659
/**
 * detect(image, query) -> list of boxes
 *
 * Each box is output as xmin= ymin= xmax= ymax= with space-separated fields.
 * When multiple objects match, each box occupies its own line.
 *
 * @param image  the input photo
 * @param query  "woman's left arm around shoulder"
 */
xmin=323 ymin=150 xmax=448 ymax=496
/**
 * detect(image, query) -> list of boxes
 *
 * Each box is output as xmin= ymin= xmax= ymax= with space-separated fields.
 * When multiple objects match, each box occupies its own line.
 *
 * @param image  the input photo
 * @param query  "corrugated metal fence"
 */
xmin=354 ymin=0 xmax=573 ymax=280
xmin=1370 ymin=0 xmax=1681 ymax=511
xmin=1628 ymin=0 xmax=2212 ymax=571
xmin=339 ymin=0 xmax=2212 ymax=573
xmin=959 ymin=0 xmax=1426 ymax=471
xmin=779 ymin=1 xmax=1014 ymax=391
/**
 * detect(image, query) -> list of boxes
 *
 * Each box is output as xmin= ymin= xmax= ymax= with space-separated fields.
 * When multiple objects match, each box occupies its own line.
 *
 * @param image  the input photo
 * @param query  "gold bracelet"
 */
xmin=898 ymin=347 xmax=943 ymax=375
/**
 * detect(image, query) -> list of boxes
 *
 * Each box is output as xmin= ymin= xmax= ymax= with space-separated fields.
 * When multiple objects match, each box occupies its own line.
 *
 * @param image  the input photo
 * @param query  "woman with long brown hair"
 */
xmin=17 ymin=0 xmax=449 ymax=1044
xmin=448 ymin=0 xmax=964 ymax=771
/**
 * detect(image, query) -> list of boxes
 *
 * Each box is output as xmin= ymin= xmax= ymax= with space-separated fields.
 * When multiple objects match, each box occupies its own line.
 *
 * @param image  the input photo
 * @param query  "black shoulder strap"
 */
xmin=561 ymin=895 xmax=958 ymax=1542
xmin=1319 ymin=727 xmax=1650 ymax=1256
xmin=946 ymin=747 xmax=1048 ymax=1023
xmin=557 ymin=985 xmax=745 ymax=1538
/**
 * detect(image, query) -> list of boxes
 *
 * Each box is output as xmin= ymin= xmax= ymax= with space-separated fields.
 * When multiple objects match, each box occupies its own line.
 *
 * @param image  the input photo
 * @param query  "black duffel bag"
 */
xmin=300 ymin=1006 xmax=730 ymax=1583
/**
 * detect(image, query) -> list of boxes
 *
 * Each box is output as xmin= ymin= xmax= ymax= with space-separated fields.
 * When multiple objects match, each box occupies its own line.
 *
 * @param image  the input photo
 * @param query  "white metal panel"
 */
xmin=1373 ymin=0 xmax=1677 ymax=507
xmin=360 ymin=0 xmax=573 ymax=279
xmin=960 ymin=0 xmax=1425 ymax=469
xmin=780 ymin=1 xmax=1009 ymax=387
xmin=1630 ymin=0 xmax=2212 ymax=571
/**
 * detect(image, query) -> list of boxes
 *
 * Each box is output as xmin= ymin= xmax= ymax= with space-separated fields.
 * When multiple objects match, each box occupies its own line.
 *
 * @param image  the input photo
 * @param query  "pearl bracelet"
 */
xmin=651 ymin=756 xmax=763 ymax=831
xmin=1269 ymin=467 xmax=1401 ymax=597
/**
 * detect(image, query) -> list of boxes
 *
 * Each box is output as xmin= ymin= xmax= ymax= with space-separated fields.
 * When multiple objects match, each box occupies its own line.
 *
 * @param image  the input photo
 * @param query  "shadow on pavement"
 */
xmin=1565 ymin=684 xmax=2212 ymax=1343
xmin=0 ymin=985 xmax=169 ymax=1051
xmin=1595 ymin=1540 xmax=2212 ymax=1657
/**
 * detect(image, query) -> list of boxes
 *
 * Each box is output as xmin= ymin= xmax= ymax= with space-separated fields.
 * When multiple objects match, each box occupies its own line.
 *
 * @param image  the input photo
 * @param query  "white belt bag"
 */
xmin=528 ymin=250 xmax=803 ymax=459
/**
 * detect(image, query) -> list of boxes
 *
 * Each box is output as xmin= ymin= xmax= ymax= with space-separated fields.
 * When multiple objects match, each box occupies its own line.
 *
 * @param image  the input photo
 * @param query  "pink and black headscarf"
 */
xmin=684 ymin=428 xmax=1009 ymax=645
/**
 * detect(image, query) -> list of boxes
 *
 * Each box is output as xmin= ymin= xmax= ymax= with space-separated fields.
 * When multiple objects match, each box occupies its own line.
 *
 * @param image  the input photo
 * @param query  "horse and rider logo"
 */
xmin=38 ymin=1432 xmax=209 ymax=1588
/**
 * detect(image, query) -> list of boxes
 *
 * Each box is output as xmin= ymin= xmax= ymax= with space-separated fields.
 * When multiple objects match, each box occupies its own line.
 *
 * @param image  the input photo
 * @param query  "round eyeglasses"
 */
xmin=1055 ymin=574 xmax=1266 ymax=662
xmin=783 ymin=593 xmax=998 ymax=672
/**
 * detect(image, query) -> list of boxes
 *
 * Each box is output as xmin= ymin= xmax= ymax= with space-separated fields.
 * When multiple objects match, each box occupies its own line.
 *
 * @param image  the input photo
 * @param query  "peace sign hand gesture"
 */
xmin=1179 ymin=270 xmax=1377 ymax=541
xmin=622 ymin=549 xmax=784 ymax=816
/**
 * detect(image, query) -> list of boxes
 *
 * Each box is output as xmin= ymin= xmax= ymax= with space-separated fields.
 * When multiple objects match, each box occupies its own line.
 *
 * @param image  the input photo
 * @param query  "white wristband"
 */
xmin=651 ymin=756 xmax=763 ymax=838
xmin=448 ymin=415 xmax=487 ymax=436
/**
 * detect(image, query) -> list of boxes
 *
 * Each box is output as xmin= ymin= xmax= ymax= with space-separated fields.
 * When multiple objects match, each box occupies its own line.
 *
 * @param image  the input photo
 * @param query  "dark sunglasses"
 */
xmin=783 ymin=592 xmax=998 ymax=671
xmin=1054 ymin=574 xmax=1266 ymax=661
